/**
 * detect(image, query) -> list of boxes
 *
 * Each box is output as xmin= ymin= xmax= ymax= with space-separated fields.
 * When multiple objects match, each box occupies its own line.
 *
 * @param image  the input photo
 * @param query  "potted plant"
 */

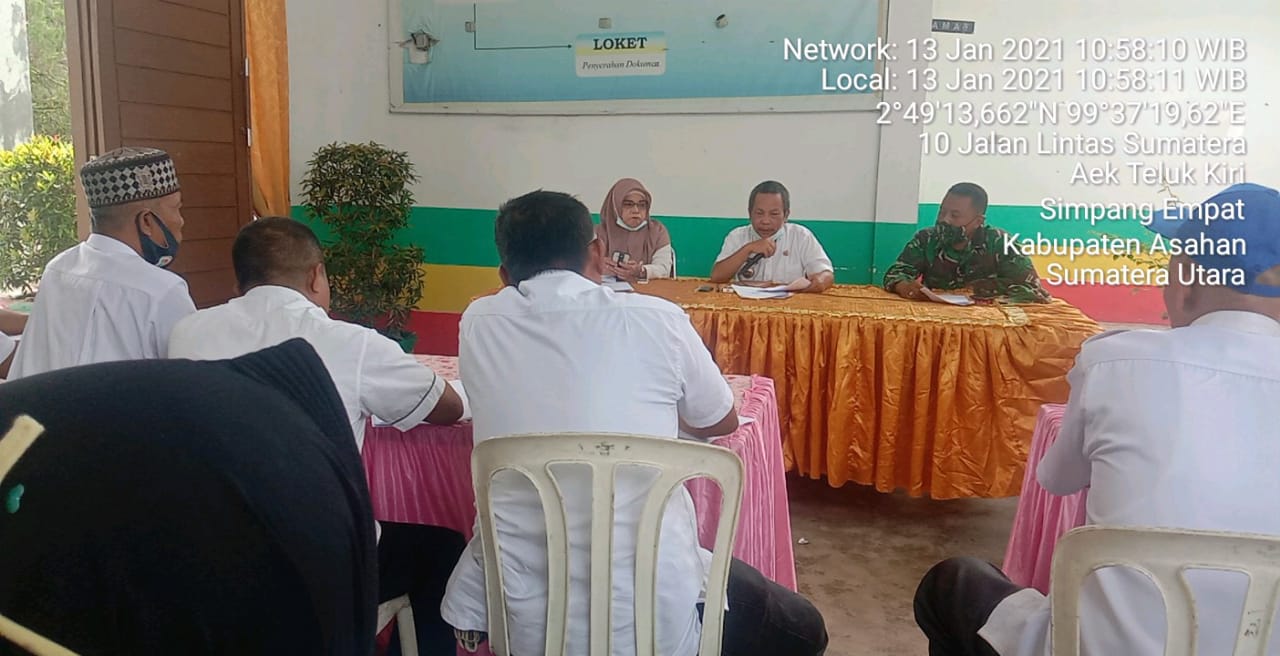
xmin=300 ymin=142 xmax=425 ymax=352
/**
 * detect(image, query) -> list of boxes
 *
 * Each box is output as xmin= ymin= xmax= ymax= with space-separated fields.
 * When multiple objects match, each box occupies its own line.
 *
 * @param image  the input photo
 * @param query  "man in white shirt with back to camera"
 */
xmin=166 ymin=216 xmax=465 ymax=653
xmin=8 ymin=147 xmax=195 ymax=379
xmin=913 ymin=182 xmax=1280 ymax=656
xmin=709 ymin=180 xmax=835 ymax=292
xmin=441 ymin=190 xmax=828 ymax=656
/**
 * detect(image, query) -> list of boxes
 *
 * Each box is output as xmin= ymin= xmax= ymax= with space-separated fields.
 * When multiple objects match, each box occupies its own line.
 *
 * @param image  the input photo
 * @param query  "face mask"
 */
xmin=137 ymin=212 xmax=179 ymax=268
xmin=935 ymin=220 xmax=969 ymax=245
xmin=616 ymin=216 xmax=648 ymax=232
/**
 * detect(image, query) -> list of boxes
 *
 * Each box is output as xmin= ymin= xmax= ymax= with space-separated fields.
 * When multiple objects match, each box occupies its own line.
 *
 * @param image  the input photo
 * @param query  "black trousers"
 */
xmin=699 ymin=558 xmax=829 ymax=656
xmin=489 ymin=558 xmax=828 ymax=656
xmin=378 ymin=522 xmax=467 ymax=656
xmin=913 ymin=557 xmax=1025 ymax=656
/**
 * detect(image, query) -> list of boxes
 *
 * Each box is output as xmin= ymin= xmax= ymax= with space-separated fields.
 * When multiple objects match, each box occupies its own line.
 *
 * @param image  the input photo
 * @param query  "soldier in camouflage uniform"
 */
xmin=884 ymin=182 xmax=1051 ymax=303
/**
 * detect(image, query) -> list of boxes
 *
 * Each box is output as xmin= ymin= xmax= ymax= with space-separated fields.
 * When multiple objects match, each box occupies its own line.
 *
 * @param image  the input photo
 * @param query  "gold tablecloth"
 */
xmin=637 ymin=280 xmax=1102 ymax=499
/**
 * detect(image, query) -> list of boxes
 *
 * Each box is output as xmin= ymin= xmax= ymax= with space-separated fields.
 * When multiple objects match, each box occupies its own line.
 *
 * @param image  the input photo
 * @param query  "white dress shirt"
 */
xmin=166 ymin=285 xmax=447 ymax=452
xmin=0 ymin=332 xmax=15 ymax=368
xmin=715 ymin=223 xmax=833 ymax=284
xmin=441 ymin=270 xmax=735 ymax=656
xmin=980 ymin=310 xmax=1280 ymax=656
xmin=8 ymin=234 xmax=196 ymax=379
xmin=644 ymin=244 xmax=676 ymax=279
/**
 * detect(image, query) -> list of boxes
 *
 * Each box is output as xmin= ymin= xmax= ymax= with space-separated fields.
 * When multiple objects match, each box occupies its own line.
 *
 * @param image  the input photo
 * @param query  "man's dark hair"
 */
xmin=89 ymin=205 xmax=130 ymax=233
xmin=494 ymin=190 xmax=594 ymax=285
xmin=946 ymin=182 xmax=988 ymax=215
xmin=232 ymin=217 xmax=325 ymax=292
xmin=748 ymin=180 xmax=790 ymax=214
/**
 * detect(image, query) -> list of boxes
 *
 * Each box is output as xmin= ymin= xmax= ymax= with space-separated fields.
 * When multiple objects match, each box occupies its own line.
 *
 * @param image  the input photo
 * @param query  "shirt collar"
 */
xmin=1190 ymin=310 xmax=1280 ymax=336
xmin=516 ymin=269 xmax=599 ymax=296
xmin=241 ymin=284 xmax=318 ymax=308
xmin=85 ymin=233 xmax=141 ymax=258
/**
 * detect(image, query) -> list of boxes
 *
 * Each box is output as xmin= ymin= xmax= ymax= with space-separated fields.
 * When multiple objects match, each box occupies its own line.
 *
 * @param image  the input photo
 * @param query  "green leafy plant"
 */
xmin=25 ymin=0 xmax=71 ymax=138
xmin=0 ymin=135 xmax=77 ymax=294
xmin=300 ymin=142 xmax=424 ymax=351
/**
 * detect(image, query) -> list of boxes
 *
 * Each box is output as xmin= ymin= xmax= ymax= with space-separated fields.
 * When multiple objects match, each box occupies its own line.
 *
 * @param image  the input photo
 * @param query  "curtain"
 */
xmin=245 ymin=0 xmax=290 ymax=218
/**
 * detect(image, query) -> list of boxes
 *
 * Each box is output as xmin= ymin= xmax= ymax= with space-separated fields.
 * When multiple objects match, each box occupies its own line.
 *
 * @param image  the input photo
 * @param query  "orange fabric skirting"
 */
xmin=639 ymin=280 xmax=1102 ymax=499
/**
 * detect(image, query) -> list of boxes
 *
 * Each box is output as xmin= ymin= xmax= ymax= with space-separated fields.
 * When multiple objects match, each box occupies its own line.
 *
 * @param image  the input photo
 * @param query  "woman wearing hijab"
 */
xmin=0 ymin=338 xmax=379 ymax=655
xmin=596 ymin=178 xmax=675 ymax=282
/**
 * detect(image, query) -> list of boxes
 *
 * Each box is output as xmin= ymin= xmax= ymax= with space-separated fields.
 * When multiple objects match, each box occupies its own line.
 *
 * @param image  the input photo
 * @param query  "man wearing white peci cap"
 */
xmin=8 ymin=146 xmax=195 ymax=379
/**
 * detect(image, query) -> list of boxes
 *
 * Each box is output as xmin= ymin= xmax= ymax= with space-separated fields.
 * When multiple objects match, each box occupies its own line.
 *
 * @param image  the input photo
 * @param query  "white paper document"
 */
xmin=731 ymin=278 xmax=810 ymax=299
xmin=731 ymin=285 xmax=790 ymax=299
xmin=920 ymin=287 xmax=975 ymax=306
xmin=448 ymin=379 xmax=472 ymax=422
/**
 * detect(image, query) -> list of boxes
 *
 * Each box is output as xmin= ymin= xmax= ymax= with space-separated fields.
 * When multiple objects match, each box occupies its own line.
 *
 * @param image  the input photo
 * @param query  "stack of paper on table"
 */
xmin=920 ymin=287 xmax=975 ymax=306
xmin=730 ymin=277 xmax=811 ymax=299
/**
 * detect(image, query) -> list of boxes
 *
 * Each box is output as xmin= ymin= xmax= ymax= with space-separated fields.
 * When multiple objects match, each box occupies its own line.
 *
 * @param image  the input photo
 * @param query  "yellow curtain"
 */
xmin=245 ymin=0 xmax=290 ymax=217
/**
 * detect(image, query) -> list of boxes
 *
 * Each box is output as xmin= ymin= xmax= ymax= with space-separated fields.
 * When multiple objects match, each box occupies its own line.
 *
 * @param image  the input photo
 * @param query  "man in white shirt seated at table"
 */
xmin=709 ymin=180 xmax=835 ymax=292
xmin=440 ymin=190 xmax=828 ymax=656
xmin=8 ymin=147 xmax=196 ymax=379
xmin=912 ymin=182 xmax=1280 ymax=656
xmin=166 ymin=216 xmax=465 ymax=653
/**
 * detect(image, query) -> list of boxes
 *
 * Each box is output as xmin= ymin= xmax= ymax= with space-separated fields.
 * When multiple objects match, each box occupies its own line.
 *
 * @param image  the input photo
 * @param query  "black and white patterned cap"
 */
xmin=80 ymin=147 xmax=180 ymax=209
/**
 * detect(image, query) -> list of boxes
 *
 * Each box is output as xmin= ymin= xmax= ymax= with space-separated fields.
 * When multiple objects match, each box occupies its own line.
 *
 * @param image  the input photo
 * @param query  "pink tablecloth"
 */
xmin=1002 ymin=404 xmax=1088 ymax=594
xmin=362 ymin=355 xmax=798 ymax=592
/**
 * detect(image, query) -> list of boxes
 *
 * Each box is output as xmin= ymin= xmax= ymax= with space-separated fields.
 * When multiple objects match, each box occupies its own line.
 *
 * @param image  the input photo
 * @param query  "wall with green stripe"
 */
xmin=294 ymin=206 xmax=922 ymax=285
xmin=915 ymin=203 xmax=1154 ymax=242
xmin=294 ymin=202 xmax=1166 ymax=327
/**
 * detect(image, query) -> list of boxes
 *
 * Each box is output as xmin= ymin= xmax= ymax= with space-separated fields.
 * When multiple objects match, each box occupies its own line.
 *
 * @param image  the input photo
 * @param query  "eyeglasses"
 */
xmin=621 ymin=201 xmax=649 ymax=211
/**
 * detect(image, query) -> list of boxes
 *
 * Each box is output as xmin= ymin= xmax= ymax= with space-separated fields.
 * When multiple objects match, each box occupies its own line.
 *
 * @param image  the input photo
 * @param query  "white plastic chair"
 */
xmin=376 ymin=594 xmax=418 ymax=655
xmin=471 ymin=433 xmax=745 ymax=656
xmin=1050 ymin=525 xmax=1280 ymax=656
xmin=0 ymin=416 xmax=78 ymax=656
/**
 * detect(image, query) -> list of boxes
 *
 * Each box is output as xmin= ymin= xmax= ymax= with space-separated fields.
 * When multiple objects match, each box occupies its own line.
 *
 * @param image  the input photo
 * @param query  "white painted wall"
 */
xmin=1 ymin=0 xmax=34 ymax=150
xmin=287 ymin=0 xmax=930 ymax=224
xmin=919 ymin=0 xmax=1279 ymax=210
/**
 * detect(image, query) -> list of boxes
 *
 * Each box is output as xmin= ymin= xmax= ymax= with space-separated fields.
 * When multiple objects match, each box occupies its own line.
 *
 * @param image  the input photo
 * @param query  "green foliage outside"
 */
xmin=25 ymin=0 xmax=71 ymax=138
xmin=0 ymin=0 xmax=73 ymax=298
xmin=0 ymin=135 xmax=77 ymax=294
xmin=300 ymin=142 xmax=425 ymax=350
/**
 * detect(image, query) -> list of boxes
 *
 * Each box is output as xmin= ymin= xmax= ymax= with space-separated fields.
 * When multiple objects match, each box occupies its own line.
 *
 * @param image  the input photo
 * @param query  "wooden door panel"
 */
xmin=129 ymin=140 xmax=236 ymax=174
xmin=180 ymin=208 xmax=239 ymax=240
xmin=169 ymin=238 xmax=234 ymax=274
xmin=183 ymin=270 xmax=238 ymax=307
xmin=168 ymin=0 xmax=228 ymax=14
xmin=116 ymin=66 xmax=233 ymax=111
xmin=113 ymin=28 xmax=231 ymax=78
xmin=179 ymin=175 xmax=236 ymax=206
xmin=113 ymin=0 xmax=230 ymax=47
xmin=68 ymin=0 xmax=251 ymax=308
xmin=120 ymin=103 xmax=234 ymax=142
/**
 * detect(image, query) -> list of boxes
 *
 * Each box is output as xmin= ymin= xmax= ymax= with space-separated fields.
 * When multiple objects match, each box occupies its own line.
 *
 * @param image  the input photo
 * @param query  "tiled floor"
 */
xmin=785 ymin=476 xmax=1017 ymax=655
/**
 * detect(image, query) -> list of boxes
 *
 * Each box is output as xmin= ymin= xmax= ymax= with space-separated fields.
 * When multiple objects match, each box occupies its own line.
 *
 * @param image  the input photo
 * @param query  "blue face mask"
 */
xmin=137 ymin=212 xmax=179 ymax=268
